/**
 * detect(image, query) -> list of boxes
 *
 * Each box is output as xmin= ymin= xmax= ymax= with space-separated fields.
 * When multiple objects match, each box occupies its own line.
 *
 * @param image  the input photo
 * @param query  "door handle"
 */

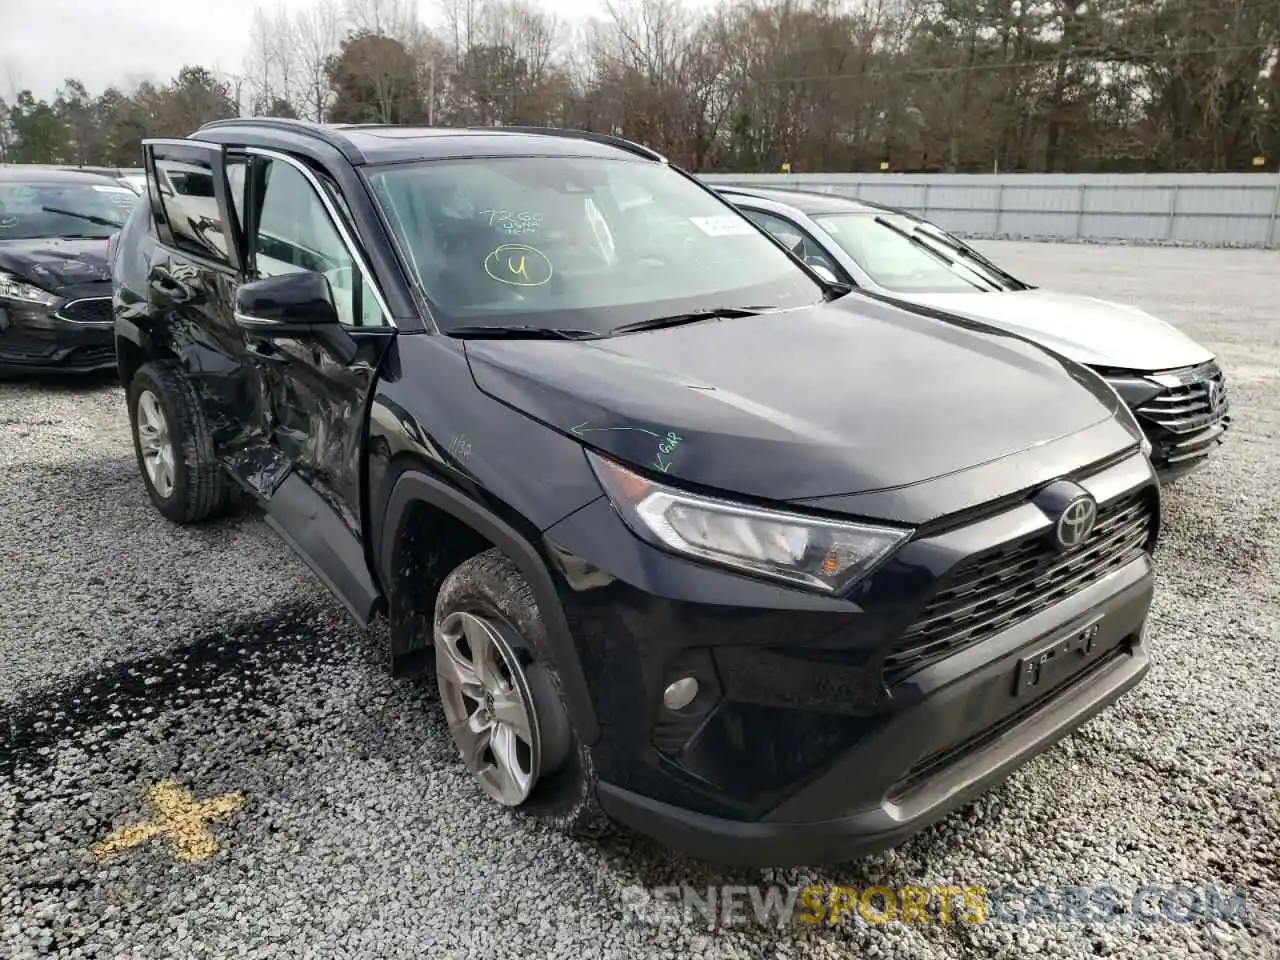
xmin=246 ymin=340 xmax=289 ymax=364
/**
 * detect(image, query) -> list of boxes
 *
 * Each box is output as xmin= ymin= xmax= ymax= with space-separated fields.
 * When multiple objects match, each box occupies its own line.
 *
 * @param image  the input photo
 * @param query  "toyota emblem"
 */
xmin=1056 ymin=495 xmax=1098 ymax=549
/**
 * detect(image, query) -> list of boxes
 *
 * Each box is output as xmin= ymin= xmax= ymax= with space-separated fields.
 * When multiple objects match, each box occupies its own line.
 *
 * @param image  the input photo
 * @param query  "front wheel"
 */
xmin=432 ymin=549 xmax=606 ymax=834
xmin=127 ymin=360 xmax=234 ymax=524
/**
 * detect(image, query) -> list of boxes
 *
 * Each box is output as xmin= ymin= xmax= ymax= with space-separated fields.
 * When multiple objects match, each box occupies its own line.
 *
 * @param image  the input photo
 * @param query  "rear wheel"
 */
xmin=127 ymin=360 xmax=234 ymax=524
xmin=432 ymin=549 xmax=605 ymax=833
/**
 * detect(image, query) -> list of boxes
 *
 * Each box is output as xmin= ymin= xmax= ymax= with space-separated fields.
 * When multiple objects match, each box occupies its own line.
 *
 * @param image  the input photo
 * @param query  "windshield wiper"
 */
xmin=40 ymin=207 xmax=123 ymax=229
xmin=873 ymin=216 xmax=1001 ymax=292
xmin=610 ymin=306 xmax=763 ymax=335
xmin=913 ymin=225 xmax=1029 ymax=290
xmin=446 ymin=324 xmax=601 ymax=340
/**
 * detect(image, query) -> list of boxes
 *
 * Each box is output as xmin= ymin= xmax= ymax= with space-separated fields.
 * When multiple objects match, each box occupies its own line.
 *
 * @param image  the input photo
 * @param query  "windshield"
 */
xmin=365 ymin=156 xmax=824 ymax=334
xmin=812 ymin=212 xmax=1024 ymax=294
xmin=0 ymin=179 xmax=136 ymax=240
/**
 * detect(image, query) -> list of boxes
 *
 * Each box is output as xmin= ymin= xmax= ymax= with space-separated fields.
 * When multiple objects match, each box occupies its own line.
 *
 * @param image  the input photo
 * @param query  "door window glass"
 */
xmin=224 ymin=157 xmax=247 ymax=234
xmin=254 ymin=159 xmax=388 ymax=327
xmin=152 ymin=152 xmax=238 ymax=264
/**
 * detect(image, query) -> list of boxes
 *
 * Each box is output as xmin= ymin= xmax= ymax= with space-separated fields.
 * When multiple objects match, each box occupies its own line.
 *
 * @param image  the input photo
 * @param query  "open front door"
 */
xmin=139 ymin=138 xmax=279 ymax=484
xmin=231 ymin=147 xmax=397 ymax=626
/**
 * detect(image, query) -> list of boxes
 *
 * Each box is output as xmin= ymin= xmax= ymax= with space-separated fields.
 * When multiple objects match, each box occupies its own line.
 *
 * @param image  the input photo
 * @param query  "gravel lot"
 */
xmin=2 ymin=241 xmax=1279 ymax=959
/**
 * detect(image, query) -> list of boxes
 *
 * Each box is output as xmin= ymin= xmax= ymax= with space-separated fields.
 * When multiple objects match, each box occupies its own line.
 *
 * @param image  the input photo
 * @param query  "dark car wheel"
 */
xmin=127 ymin=360 xmax=234 ymax=524
xmin=432 ymin=548 xmax=606 ymax=835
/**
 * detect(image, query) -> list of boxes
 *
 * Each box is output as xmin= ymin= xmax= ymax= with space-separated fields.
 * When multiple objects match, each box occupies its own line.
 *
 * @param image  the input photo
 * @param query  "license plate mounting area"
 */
xmin=1013 ymin=618 xmax=1103 ymax=697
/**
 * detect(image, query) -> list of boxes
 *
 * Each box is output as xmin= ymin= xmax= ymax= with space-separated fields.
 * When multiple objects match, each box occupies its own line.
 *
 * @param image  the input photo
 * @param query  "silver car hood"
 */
xmin=889 ymin=288 xmax=1214 ymax=372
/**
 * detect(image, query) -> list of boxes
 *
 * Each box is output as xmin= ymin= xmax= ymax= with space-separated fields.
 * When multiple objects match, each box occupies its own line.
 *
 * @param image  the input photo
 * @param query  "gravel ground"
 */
xmin=2 ymin=241 xmax=1279 ymax=959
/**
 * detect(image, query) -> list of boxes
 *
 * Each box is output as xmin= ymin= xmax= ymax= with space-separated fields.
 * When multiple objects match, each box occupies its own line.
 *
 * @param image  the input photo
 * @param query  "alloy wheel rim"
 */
xmin=435 ymin=611 xmax=543 ymax=806
xmin=136 ymin=389 xmax=175 ymax=499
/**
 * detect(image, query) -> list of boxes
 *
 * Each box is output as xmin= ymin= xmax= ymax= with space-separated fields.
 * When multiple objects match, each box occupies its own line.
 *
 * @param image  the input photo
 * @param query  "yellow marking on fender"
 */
xmin=92 ymin=780 xmax=244 ymax=863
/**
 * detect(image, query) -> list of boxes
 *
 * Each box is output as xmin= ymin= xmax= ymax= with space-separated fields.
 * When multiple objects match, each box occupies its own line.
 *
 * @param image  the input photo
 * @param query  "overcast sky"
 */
xmin=0 ymin=0 xmax=619 ymax=103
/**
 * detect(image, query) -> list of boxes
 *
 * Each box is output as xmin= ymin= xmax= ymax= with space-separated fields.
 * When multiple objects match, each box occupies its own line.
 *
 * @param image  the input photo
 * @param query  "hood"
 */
xmin=464 ymin=296 xmax=1125 ymax=502
xmin=889 ymin=288 xmax=1213 ymax=372
xmin=0 ymin=236 xmax=112 ymax=292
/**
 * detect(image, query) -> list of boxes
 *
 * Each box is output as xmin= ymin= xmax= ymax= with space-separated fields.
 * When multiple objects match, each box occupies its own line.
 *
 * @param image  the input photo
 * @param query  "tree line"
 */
xmin=3 ymin=0 xmax=1278 ymax=175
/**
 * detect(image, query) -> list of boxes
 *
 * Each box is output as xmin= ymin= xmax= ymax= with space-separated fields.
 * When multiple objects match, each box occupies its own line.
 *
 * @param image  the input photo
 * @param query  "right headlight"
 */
xmin=587 ymin=450 xmax=913 ymax=594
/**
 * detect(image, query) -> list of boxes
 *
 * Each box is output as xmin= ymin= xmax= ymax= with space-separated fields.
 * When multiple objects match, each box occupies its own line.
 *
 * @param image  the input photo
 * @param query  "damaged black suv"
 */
xmin=111 ymin=119 xmax=1159 ymax=867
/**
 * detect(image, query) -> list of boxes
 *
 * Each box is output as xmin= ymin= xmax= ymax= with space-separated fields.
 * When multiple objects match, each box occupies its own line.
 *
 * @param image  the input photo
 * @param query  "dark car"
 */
xmin=716 ymin=185 xmax=1230 ymax=484
xmin=0 ymin=168 xmax=138 ymax=375
xmin=111 ymin=120 xmax=1159 ymax=868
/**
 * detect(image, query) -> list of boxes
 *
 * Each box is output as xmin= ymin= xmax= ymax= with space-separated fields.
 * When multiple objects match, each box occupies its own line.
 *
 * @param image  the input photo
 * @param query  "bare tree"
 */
xmin=4 ymin=0 xmax=1278 ymax=173
xmin=344 ymin=0 xmax=419 ymax=38
xmin=296 ymin=0 xmax=344 ymax=120
xmin=244 ymin=3 xmax=301 ymax=115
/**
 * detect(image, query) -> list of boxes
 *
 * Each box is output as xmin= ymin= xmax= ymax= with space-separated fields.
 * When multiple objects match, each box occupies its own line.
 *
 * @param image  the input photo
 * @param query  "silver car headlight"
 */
xmin=0 ymin=271 xmax=59 ymax=307
xmin=587 ymin=451 xmax=913 ymax=593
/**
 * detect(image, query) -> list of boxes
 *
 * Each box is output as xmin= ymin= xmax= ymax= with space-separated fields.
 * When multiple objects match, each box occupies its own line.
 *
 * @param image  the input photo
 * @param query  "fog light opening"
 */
xmin=662 ymin=676 xmax=699 ymax=711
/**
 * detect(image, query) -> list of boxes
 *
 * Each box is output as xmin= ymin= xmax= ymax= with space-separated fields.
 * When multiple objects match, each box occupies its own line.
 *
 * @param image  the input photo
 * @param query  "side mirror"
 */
xmin=235 ymin=271 xmax=340 ymax=332
xmin=234 ymin=271 xmax=358 ymax=364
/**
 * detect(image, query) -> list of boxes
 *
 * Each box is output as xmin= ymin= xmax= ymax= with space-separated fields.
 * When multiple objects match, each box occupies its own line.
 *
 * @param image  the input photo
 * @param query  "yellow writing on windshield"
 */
xmin=484 ymin=243 xmax=553 ymax=287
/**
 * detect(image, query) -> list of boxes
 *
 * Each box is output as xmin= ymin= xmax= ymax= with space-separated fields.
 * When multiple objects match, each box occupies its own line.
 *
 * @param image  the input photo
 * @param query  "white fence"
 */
xmin=699 ymin=172 xmax=1280 ymax=249
xmin=11 ymin=161 xmax=1279 ymax=248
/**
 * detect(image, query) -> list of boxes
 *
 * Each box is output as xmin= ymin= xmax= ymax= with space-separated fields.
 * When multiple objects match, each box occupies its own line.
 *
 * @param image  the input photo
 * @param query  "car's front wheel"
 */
xmin=432 ymin=548 xmax=605 ymax=834
xmin=127 ymin=360 xmax=234 ymax=524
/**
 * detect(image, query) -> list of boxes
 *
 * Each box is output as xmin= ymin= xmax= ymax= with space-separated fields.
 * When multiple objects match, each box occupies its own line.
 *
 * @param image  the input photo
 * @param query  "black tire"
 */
xmin=433 ymin=548 xmax=608 ymax=836
xmin=127 ymin=360 xmax=234 ymax=524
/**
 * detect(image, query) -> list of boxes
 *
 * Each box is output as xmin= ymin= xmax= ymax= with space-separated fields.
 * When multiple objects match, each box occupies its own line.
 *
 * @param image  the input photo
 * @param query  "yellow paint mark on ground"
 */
xmin=92 ymin=780 xmax=244 ymax=862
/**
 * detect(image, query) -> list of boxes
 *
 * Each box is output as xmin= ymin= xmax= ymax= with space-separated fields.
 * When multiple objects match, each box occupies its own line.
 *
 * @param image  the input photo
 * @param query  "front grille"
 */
xmin=1150 ymin=421 xmax=1229 ymax=467
xmin=885 ymin=489 xmax=1155 ymax=679
xmin=56 ymin=297 xmax=113 ymax=324
xmin=1135 ymin=361 xmax=1229 ymax=435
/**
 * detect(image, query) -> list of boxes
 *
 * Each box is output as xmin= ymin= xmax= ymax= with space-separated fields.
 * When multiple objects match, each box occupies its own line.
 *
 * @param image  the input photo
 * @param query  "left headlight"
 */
xmin=588 ymin=451 xmax=913 ymax=593
xmin=0 ymin=271 xmax=59 ymax=307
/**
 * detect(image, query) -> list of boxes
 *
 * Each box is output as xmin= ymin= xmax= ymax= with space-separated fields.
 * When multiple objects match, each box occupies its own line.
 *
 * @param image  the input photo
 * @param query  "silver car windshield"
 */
xmin=813 ymin=212 xmax=1024 ymax=294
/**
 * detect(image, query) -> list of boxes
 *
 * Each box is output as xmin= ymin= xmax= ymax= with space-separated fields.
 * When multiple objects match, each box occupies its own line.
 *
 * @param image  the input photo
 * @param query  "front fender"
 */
xmin=377 ymin=467 xmax=602 ymax=746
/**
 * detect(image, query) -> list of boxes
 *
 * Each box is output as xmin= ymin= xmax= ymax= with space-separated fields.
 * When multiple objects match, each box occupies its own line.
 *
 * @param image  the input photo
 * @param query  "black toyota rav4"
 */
xmin=111 ymin=119 xmax=1159 ymax=867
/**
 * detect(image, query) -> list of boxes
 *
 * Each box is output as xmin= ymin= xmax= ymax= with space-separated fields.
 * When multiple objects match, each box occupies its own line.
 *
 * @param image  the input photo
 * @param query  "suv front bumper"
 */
xmin=593 ymin=556 xmax=1151 ymax=867
xmin=543 ymin=446 xmax=1158 ymax=867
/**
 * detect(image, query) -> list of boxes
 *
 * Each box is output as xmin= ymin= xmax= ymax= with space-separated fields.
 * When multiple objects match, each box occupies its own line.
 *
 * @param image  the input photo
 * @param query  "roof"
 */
xmin=195 ymin=118 xmax=667 ymax=166
xmin=713 ymin=185 xmax=887 ymax=216
xmin=0 ymin=166 xmax=126 ymax=185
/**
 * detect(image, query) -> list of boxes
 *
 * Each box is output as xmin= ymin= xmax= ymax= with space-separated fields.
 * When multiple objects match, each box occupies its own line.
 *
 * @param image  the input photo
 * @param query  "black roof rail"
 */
xmin=482 ymin=126 xmax=667 ymax=163
xmin=194 ymin=118 xmax=666 ymax=164
xmin=196 ymin=117 xmax=365 ymax=163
